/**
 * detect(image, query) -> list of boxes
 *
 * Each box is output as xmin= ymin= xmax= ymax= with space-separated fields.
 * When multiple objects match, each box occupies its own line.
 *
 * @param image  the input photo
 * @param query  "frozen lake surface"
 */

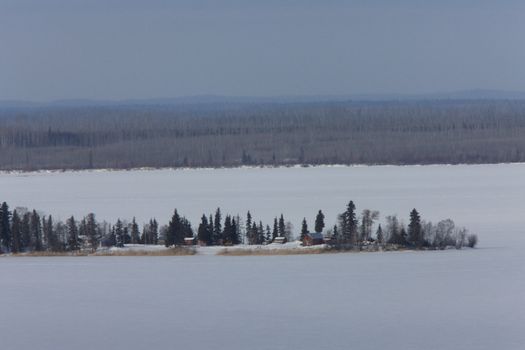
xmin=1 ymin=250 xmax=524 ymax=350
xmin=1 ymin=164 xmax=525 ymax=246
xmin=1 ymin=164 xmax=524 ymax=349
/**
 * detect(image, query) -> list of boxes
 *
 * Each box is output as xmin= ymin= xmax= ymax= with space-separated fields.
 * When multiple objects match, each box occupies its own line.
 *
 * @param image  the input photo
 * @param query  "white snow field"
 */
xmin=1 ymin=164 xmax=524 ymax=349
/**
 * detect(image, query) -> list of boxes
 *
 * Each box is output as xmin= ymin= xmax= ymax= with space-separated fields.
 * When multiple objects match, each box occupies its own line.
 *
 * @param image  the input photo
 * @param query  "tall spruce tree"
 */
xmin=408 ymin=209 xmax=423 ymax=247
xmin=30 ymin=210 xmax=43 ymax=252
xmin=376 ymin=224 xmax=384 ymax=244
xmin=130 ymin=217 xmax=140 ymax=244
xmin=278 ymin=214 xmax=285 ymax=237
xmin=301 ymin=218 xmax=309 ymax=241
xmin=0 ymin=202 xmax=11 ymax=252
xmin=197 ymin=215 xmax=212 ymax=245
xmin=11 ymin=210 xmax=22 ymax=254
xmin=342 ymin=201 xmax=357 ymax=244
xmin=314 ymin=210 xmax=325 ymax=233
xmin=21 ymin=212 xmax=31 ymax=251
xmin=272 ymin=218 xmax=278 ymax=240
xmin=85 ymin=213 xmax=99 ymax=251
xmin=213 ymin=208 xmax=222 ymax=245
xmin=115 ymin=219 xmax=125 ymax=247
xmin=67 ymin=216 xmax=80 ymax=251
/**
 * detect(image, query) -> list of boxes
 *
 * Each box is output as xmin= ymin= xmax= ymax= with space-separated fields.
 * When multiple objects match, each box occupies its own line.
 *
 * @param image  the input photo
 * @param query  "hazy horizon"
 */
xmin=2 ymin=0 xmax=524 ymax=101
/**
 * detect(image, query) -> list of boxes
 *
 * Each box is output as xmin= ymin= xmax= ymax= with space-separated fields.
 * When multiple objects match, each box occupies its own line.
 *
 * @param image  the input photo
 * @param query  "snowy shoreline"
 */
xmin=2 ymin=161 xmax=525 ymax=176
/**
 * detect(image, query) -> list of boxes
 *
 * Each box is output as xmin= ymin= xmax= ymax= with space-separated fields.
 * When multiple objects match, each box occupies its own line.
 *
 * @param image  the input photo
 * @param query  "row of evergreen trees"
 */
xmin=0 ymin=200 xmax=476 ymax=254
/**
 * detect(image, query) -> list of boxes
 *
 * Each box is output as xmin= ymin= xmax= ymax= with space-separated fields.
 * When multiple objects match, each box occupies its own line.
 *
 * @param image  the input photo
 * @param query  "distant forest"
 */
xmin=1 ymin=99 xmax=525 ymax=170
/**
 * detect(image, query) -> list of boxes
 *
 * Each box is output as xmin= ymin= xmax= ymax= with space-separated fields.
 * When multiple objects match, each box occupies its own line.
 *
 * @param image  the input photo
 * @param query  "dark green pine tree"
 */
xmin=150 ymin=219 xmax=159 ymax=244
xmin=167 ymin=209 xmax=185 ymax=246
xmin=30 ymin=210 xmax=43 ymax=252
xmin=197 ymin=215 xmax=212 ymax=245
xmin=265 ymin=225 xmax=272 ymax=243
xmin=272 ymin=218 xmax=278 ymax=240
xmin=44 ymin=215 xmax=59 ymax=251
xmin=223 ymin=215 xmax=232 ymax=245
xmin=314 ymin=210 xmax=325 ymax=233
xmin=11 ymin=210 xmax=22 ymax=254
xmin=343 ymin=201 xmax=357 ymax=244
xmin=85 ymin=213 xmax=99 ymax=251
xmin=213 ymin=208 xmax=222 ymax=245
xmin=278 ymin=214 xmax=285 ymax=237
xmin=332 ymin=225 xmax=339 ymax=240
xmin=376 ymin=224 xmax=384 ymax=244
xmin=130 ymin=217 xmax=140 ymax=244
xmin=300 ymin=218 xmax=309 ymax=241
xmin=408 ymin=209 xmax=423 ymax=248
xmin=115 ymin=219 xmax=125 ymax=247
xmin=231 ymin=217 xmax=239 ymax=245
xmin=257 ymin=221 xmax=264 ymax=244
xmin=67 ymin=216 xmax=80 ymax=251
xmin=246 ymin=211 xmax=252 ymax=239
xmin=251 ymin=222 xmax=258 ymax=244
xmin=21 ymin=212 xmax=31 ymax=251
xmin=0 ymin=202 xmax=12 ymax=252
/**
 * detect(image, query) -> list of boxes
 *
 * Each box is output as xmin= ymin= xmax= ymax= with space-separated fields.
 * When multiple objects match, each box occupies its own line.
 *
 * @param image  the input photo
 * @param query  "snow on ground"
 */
xmin=101 ymin=242 xmax=324 ymax=255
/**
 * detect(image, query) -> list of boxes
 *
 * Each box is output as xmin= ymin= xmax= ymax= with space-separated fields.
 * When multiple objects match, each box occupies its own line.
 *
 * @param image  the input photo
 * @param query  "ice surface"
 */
xmin=1 ymin=250 xmax=523 ymax=350
xmin=1 ymin=165 xmax=524 ymax=350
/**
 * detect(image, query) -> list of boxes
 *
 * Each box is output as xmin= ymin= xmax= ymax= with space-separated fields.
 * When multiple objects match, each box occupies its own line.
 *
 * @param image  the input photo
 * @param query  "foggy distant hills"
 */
xmin=2 ymin=89 xmax=525 ymax=109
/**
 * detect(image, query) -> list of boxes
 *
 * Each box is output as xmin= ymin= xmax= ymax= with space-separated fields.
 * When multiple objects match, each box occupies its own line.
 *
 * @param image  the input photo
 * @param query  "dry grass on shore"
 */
xmin=217 ymin=247 xmax=330 ymax=256
xmin=5 ymin=247 xmax=196 ymax=257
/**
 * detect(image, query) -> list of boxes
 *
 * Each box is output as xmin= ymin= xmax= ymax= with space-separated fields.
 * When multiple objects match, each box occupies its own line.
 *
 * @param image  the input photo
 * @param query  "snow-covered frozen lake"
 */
xmin=1 ymin=164 xmax=524 ymax=349
xmin=1 ymin=250 xmax=524 ymax=350
xmin=0 ymin=164 xmax=524 ymax=246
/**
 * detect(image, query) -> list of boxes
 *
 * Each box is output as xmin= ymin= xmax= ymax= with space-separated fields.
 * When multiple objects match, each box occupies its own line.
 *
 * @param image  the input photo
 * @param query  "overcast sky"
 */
xmin=1 ymin=0 xmax=524 ymax=101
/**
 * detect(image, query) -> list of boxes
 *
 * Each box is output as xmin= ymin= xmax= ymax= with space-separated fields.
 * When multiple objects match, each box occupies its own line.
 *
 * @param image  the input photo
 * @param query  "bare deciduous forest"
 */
xmin=1 ymin=99 xmax=525 ymax=170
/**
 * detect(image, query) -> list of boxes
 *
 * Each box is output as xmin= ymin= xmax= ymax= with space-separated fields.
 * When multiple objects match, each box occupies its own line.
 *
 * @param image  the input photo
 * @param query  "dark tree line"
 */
xmin=0 ymin=200 xmax=477 ymax=255
xmin=1 ymin=100 xmax=525 ymax=170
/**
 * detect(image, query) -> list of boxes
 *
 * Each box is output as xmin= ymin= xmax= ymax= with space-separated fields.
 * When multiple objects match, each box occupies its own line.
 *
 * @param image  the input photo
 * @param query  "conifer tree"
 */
xmin=272 ymin=218 xmax=278 ymax=240
xmin=21 ymin=212 xmax=31 ymax=251
xmin=231 ymin=217 xmax=239 ymax=245
xmin=0 ymin=202 xmax=11 ymax=252
xmin=408 ymin=209 xmax=423 ymax=248
xmin=85 ymin=213 xmax=99 ymax=251
xmin=11 ymin=210 xmax=22 ymax=254
xmin=258 ymin=221 xmax=264 ymax=244
xmin=130 ymin=217 xmax=140 ymax=244
xmin=197 ymin=215 xmax=212 ymax=245
xmin=301 ymin=218 xmax=309 ymax=241
xmin=278 ymin=214 xmax=285 ymax=237
xmin=265 ymin=225 xmax=271 ymax=243
xmin=341 ymin=201 xmax=357 ymax=244
xmin=30 ymin=210 xmax=43 ymax=251
xmin=246 ymin=211 xmax=252 ymax=239
xmin=115 ymin=219 xmax=125 ymax=247
xmin=167 ymin=209 xmax=185 ymax=246
xmin=314 ymin=210 xmax=325 ymax=233
xmin=66 ymin=216 xmax=80 ymax=251
xmin=213 ymin=208 xmax=222 ymax=245
xmin=376 ymin=224 xmax=384 ymax=244
xmin=223 ymin=215 xmax=232 ymax=245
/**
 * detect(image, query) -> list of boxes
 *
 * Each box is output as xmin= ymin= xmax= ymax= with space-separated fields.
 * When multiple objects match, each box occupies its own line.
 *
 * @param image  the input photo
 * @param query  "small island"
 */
xmin=0 ymin=200 xmax=477 ymax=256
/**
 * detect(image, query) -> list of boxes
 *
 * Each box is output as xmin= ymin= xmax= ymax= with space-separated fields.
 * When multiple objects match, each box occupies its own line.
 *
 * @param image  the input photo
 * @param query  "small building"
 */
xmin=184 ymin=237 xmax=196 ymax=246
xmin=273 ymin=236 xmax=287 ymax=244
xmin=303 ymin=232 xmax=324 ymax=246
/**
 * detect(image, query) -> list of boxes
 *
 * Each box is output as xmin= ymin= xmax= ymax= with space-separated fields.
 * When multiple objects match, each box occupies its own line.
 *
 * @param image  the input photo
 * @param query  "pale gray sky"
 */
xmin=1 ymin=0 xmax=524 ymax=101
